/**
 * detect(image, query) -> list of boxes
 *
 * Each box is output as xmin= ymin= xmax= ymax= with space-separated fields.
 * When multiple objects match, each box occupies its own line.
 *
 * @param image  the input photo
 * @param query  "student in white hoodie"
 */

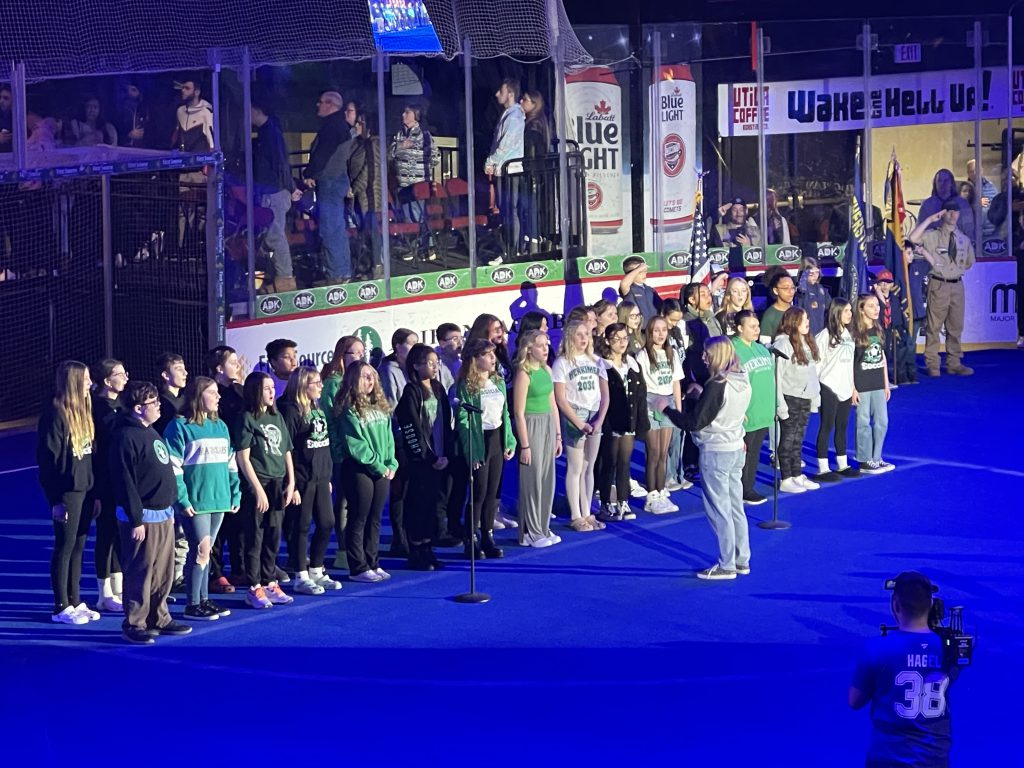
xmin=664 ymin=337 xmax=752 ymax=581
xmin=813 ymin=299 xmax=858 ymax=482
xmin=772 ymin=307 xmax=821 ymax=494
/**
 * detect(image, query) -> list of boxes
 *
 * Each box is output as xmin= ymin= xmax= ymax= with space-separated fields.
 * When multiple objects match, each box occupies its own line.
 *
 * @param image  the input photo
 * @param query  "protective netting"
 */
xmin=0 ymin=0 xmax=590 ymax=81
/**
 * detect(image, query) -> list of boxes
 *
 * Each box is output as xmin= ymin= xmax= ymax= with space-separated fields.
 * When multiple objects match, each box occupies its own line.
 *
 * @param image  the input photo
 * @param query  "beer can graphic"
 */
xmin=566 ymin=67 xmax=623 ymax=234
xmin=649 ymin=65 xmax=697 ymax=235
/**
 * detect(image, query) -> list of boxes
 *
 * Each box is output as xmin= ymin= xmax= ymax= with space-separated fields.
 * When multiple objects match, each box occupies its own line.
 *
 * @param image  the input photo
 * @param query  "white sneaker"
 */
xmin=618 ymin=501 xmax=636 ymax=521
xmin=544 ymin=532 xmax=562 ymax=545
xmin=522 ymin=532 xmax=553 ymax=548
xmin=498 ymin=512 xmax=518 ymax=529
xmin=877 ymin=460 xmax=896 ymax=473
xmin=293 ymin=576 xmax=325 ymax=596
xmin=52 ymin=606 xmax=88 ymax=625
xmin=679 ymin=478 xmax=694 ymax=490
xmin=644 ymin=490 xmax=662 ymax=513
xmin=492 ymin=517 xmax=506 ymax=530
xmin=351 ymin=570 xmax=382 ymax=583
xmin=487 ymin=256 xmax=504 ymax=266
xmin=97 ymin=595 xmax=123 ymax=613
xmin=659 ymin=493 xmax=679 ymax=513
xmin=73 ymin=603 xmax=101 ymax=622
xmin=796 ymin=475 xmax=820 ymax=491
xmin=374 ymin=568 xmax=392 ymax=580
xmin=665 ymin=479 xmax=684 ymax=492
xmin=630 ymin=478 xmax=648 ymax=498
xmin=310 ymin=568 xmax=343 ymax=591
xmin=779 ymin=477 xmax=807 ymax=494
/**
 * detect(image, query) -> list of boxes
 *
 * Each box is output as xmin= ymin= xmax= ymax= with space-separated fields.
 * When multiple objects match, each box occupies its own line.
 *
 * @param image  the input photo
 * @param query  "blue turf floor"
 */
xmin=1 ymin=350 xmax=1021 ymax=765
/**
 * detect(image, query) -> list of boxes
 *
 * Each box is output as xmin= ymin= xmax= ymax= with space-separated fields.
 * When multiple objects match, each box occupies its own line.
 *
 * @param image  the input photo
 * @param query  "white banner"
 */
xmin=718 ymin=67 xmax=1024 ymax=137
xmin=645 ymin=65 xmax=698 ymax=254
xmin=962 ymin=260 xmax=1018 ymax=344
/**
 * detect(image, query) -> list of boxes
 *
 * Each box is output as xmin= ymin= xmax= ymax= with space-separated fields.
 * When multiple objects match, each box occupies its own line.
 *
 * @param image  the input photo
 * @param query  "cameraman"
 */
xmin=849 ymin=571 xmax=958 ymax=768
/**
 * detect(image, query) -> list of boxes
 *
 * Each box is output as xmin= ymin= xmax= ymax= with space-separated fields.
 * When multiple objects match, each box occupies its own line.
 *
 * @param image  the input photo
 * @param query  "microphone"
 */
xmin=769 ymin=346 xmax=790 ymax=360
xmin=453 ymin=399 xmax=482 ymax=414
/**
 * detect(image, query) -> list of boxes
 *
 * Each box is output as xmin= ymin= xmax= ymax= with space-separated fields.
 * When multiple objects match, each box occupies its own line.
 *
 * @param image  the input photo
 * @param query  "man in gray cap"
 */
xmin=907 ymin=199 xmax=976 ymax=377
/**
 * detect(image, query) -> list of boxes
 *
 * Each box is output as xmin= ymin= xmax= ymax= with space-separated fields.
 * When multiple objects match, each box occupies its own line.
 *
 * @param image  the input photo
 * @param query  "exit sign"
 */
xmin=894 ymin=43 xmax=922 ymax=64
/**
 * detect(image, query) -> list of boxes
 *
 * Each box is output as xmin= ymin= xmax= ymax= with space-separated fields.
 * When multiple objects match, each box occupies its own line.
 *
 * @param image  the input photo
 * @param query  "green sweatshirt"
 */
xmin=340 ymin=406 xmax=398 ymax=478
xmin=455 ymin=377 xmax=516 ymax=464
xmin=163 ymin=416 xmax=241 ymax=513
xmin=732 ymin=337 xmax=775 ymax=432
xmin=322 ymin=373 xmax=347 ymax=465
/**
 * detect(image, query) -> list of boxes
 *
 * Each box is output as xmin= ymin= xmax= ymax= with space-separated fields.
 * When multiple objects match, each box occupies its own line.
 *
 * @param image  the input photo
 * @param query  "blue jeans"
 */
xmin=697 ymin=448 xmax=748 ymax=571
xmin=855 ymin=389 xmax=889 ymax=463
xmin=181 ymin=512 xmax=225 ymax=606
xmin=666 ymin=426 xmax=683 ymax=484
xmin=318 ymin=178 xmax=352 ymax=280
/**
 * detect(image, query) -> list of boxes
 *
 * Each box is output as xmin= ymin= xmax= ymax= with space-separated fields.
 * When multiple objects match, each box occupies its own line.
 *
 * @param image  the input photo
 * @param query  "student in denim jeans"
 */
xmin=664 ymin=337 xmax=752 ymax=581
xmin=852 ymin=294 xmax=894 ymax=474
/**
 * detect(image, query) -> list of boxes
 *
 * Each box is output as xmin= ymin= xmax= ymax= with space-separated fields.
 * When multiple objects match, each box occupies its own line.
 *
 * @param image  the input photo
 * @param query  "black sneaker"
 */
xmin=184 ymin=603 xmax=220 ymax=621
xmin=171 ymin=577 xmax=186 ymax=593
xmin=273 ymin=566 xmax=291 ymax=584
xmin=123 ymin=626 xmax=156 ymax=644
xmin=838 ymin=466 xmax=861 ymax=478
xmin=742 ymin=492 xmax=767 ymax=506
xmin=155 ymin=621 xmax=193 ymax=636
xmin=860 ymin=460 xmax=885 ymax=475
xmin=201 ymin=599 xmax=231 ymax=617
xmin=814 ymin=471 xmax=843 ymax=483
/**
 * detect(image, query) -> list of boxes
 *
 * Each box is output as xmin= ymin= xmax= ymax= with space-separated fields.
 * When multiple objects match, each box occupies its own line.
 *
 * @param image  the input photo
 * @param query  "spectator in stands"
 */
xmin=0 ymin=84 xmax=12 ymax=153
xmin=716 ymin=277 xmax=753 ymax=336
xmin=796 ymin=256 xmax=831 ymax=336
xmin=957 ymin=181 xmax=975 ymax=207
xmin=908 ymin=204 xmax=976 ymax=377
xmin=521 ymin=90 xmax=551 ymax=158
xmin=759 ymin=266 xmax=796 ymax=344
xmin=520 ymin=89 xmax=551 ymax=255
xmin=65 ymin=96 xmax=117 ymax=147
xmin=485 ymin=78 xmax=526 ymax=266
xmin=772 ymin=307 xmax=821 ymax=494
xmin=917 ymin=168 xmax=974 ymax=239
xmin=38 ymin=361 xmax=97 ymax=625
xmin=163 ymin=376 xmax=239 ymax=621
xmin=251 ymin=99 xmax=295 ymax=293
xmin=389 ymin=104 xmax=438 ymax=263
xmin=966 ymin=159 xmax=997 ymax=238
xmin=171 ymin=78 xmax=213 ymax=152
xmin=115 ymin=80 xmax=150 ymax=148
xmin=619 ymin=256 xmax=662 ymax=328
xmin=26 ymin=109 xmax=59 ymax=152
xmin=303 ymin=90 xmax=354 ymax=284
xmin=712 ymin=197 xmax=761 ymax=249
xmin=349 ymin=111 xmax=383 ymax=280
xmin=764 ymin=188 xmax=792 ymax=245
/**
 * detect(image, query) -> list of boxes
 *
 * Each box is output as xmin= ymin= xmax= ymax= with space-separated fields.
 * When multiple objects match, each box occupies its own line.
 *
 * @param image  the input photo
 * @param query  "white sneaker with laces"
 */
xmin=310 ymin=568 xmax=343 ymax=591
xmin=630 ymin=478 xmax=648 ymax=498
xmin=644 ymin=490 xmax=662 ymax=513
xmin=52 ymin=606 xmax=88 ymax=625
xmin=73 ymin=603 xmax=101 ymax=622
xmin=351 ymin=570 xmax=382 ymax=583
xmin=498 ymin=513 xmax=518 ymax=529
xmin=796 ymin=475 xmax=820 ymax=490
xmin=374 ymin=568 xmax=392 ymax=580
xmin=491 ymin=517 xmax=506 ymax=530
xmin=664 ymin=479 xmax=683 ymax=492
xmin=659 ymin=494 xmax=679 ymax=513
xmin=522 ymin=532 xmax=553 ymax=548
xmin=97 ymin=595 xmax=124 ymax=613
xmin=544 ymin=532 xmax=562 ymax=545
xmin=779 ymin=477 xmax=807 ymax=494
xmin=618 ymin=501 xmax=636 ymax=520
xmin=293 ymin=576 xmax=325 ymax=596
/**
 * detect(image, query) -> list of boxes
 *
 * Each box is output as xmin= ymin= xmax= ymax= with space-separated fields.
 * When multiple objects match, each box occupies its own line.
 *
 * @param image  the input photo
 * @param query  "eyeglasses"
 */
xmin=111 ymin=371 xmax=129 ymax=379
xmin=610 ymin=335 xmax=628 ymax=343
xmin=628 ymin=312 xmax=642 ymax=318
xmin=142 ymin=399 xmax=159 ymax=407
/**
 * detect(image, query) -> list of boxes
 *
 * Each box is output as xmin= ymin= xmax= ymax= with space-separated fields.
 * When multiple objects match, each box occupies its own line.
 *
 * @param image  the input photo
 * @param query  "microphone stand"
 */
xmin=453 ymin=400 xmax=490 ymax=604
xmin=758 ymin=346 xmax=791 ymax=531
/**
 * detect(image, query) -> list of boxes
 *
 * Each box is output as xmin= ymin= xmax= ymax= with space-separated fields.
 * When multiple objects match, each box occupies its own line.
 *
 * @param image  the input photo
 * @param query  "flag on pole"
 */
xmin=688 ymin=171 xmax=711 ymax=284
xmin=883 ymin=150 xmax=914 ymax=336
xmin=841 ymin=139 xmax=869 ymax=299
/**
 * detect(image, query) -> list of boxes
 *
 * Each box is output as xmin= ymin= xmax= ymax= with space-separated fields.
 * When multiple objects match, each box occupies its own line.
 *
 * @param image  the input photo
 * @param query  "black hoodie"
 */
xmin=108 ymin=413 xmax=177 ymax=526
xmin=395 ymin=379 xmax=454 ymax=465
xmin=89 ymin=392 xmax=122 ymax=500
xmin=36 ymin=404 xmax=94 ymax=506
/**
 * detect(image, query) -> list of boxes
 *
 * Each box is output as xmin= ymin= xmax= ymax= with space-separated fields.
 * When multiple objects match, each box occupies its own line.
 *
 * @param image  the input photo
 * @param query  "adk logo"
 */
xmin=404 ymin=276 xmax=426 ymax=295
xmin=292 ymin=291 xmax=316 ymax=311
xmin=983 ymin=239 xmax=1007 ymax=257
xmin=584 ymin=258 xmax=609 ymax=276
xmin=816 ymin=244 xmax=841 ymax=260
xmin=662 ymin=133 xmax=685 ymax=178
xmin=710 ymin=249 xmax=730 ymax=266
xmin=587 ymin=182 xmax=603 ymax=211
xmin=437 ymin=272 xmax=459 ymax=291
xmin=326 ymin=287 xmax=347 ymax=306
xmin=354 ymin=326 xmax=383 ymax=354
xmin=259 ymin=295 xmax=283 ymax=316
xmin=991 ymin=282 xmax=1017 ymax=314
xmin=358 ymin=283 xmax=380 ymax=302
xmin=743 ymin=247 xmax=764 ymax=265
xmin=775 ymin=246 xmax=800 ymax=264
xmin=490 ymin=266 xmax=514 ymax=285
xmin=526 ymin=263 xmax=549 ymax=281
xmin=153 ymin=440 xmax=170 ymax=465
xmin=667 ymin=252 xmax=688 ymax=269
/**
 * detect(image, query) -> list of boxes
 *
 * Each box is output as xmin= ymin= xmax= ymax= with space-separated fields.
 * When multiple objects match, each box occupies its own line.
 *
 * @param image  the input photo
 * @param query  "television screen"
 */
xmin=367 ymin=1 xmax=443 ymax=54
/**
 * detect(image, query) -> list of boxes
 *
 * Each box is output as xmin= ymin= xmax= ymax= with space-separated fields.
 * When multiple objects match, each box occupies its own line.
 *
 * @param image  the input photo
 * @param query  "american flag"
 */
xmin=689 ymin=172 xmax=711 ymax=284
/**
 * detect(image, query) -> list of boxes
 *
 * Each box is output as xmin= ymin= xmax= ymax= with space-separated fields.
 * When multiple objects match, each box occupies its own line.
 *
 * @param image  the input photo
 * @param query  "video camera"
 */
xmin=880 ymin=573 xmax=975 ymax=670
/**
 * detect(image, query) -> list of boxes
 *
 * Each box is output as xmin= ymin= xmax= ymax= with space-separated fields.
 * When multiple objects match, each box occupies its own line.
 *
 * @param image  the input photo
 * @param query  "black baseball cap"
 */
xmin=731 ymin=197 xmax=746 ymax=207
xmin=941 ymin=199 xmax=961 ymax=212
xmin=891 ymin=571 xmax=937 ymax=603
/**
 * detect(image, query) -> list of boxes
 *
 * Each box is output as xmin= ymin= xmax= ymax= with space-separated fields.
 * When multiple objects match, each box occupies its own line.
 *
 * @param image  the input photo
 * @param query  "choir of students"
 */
xmin=37 ymin=272 xmax=903 ymax=634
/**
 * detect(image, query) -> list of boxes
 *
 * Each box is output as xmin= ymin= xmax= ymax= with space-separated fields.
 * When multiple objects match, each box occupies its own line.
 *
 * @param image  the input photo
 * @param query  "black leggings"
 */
xmin=388 ymin=461 xmax=408 ymax=551
xmin=50 ymin=491 xmax=89 ymax=612
xmin=742 ymin=428 xmax=769 ymax=496
xmin=404 ymin=460 xmax=445 ymax=542
xmin=342 ymin=460 xmax=389 ymax=575
xmin=211 ymin=508 xmax=244 ymax=579
xmin=443 ymin=456 xmax=469 ymax=537
xmin=778 ymin=395 xmax=811 ymax=479
xmin=815 ymin=384 xmax=851 ymax=459
xmin=90 ymin=494 xmax=121 ymax=578
xmin=290 ymin=476 xmax=334 ymax=571
xmin=469 ymin=429 xmax=503 ymax=534
xmin=597 ymin=432 xmax=634 ymax=506
xmin=332 ymin=462 xmax=348 ymax=559
xmin=240 ymin=476 xmax=285 ymax=587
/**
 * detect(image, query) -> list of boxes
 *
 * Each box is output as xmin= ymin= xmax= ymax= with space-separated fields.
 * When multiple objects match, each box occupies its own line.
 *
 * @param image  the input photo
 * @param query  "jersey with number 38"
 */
xmin=852 ymin=631 xmax=953 ymax=767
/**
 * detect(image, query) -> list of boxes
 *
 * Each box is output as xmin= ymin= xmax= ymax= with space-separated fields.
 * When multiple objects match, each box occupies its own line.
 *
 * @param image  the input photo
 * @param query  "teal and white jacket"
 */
xmin=163 ymin=416 xmax=241 ymax=514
